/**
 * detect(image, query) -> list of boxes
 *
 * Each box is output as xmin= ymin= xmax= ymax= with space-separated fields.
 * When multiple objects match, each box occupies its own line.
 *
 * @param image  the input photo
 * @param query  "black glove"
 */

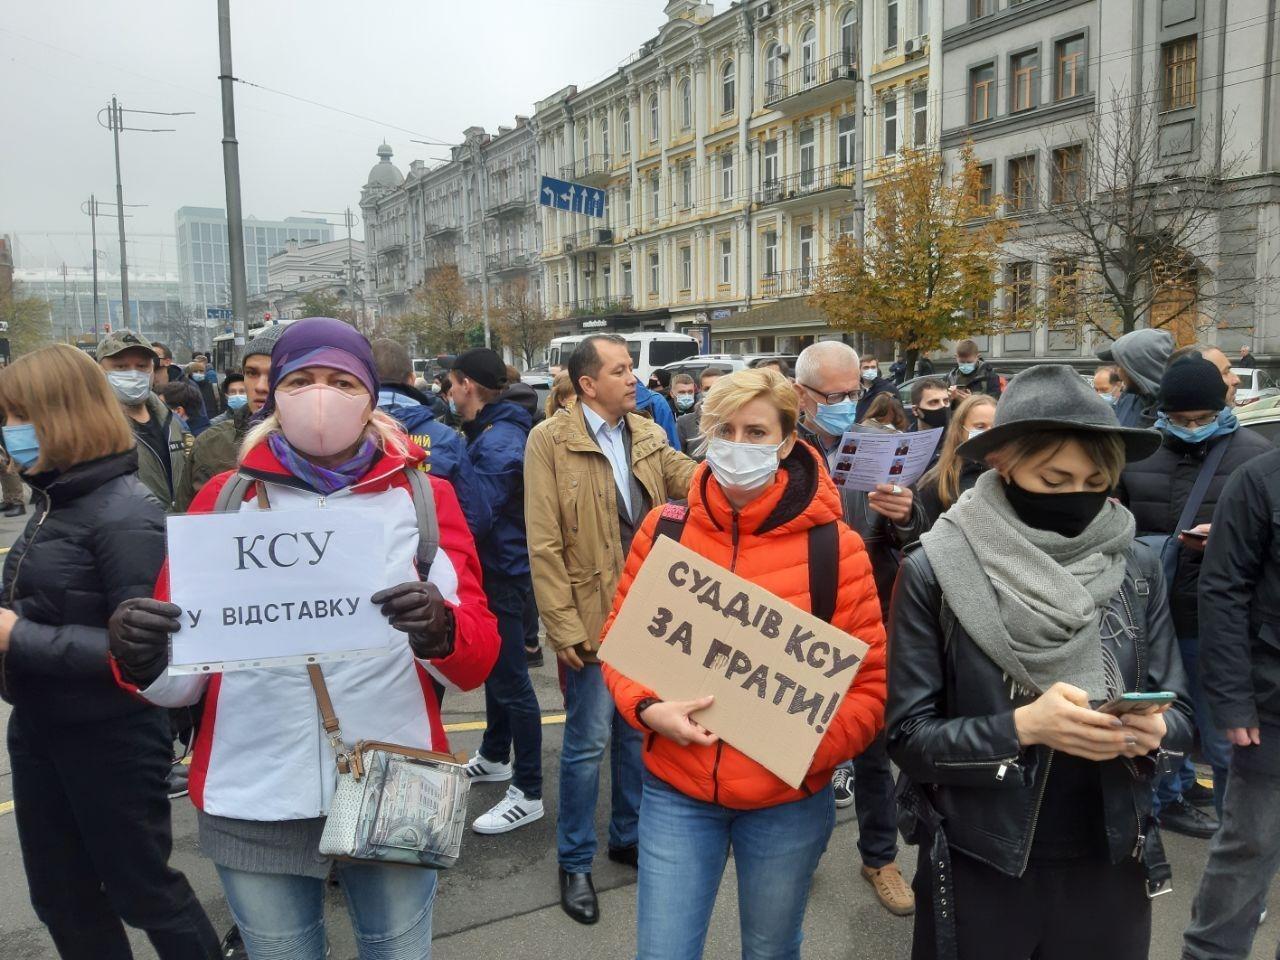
xmin=108 ymin=598 xmax=181 ymax=687
xmin=371 ymin=582 xmax=455 ymax=660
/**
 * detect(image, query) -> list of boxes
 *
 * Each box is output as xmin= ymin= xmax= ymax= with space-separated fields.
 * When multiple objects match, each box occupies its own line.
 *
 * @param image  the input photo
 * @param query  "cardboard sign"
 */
xmin=165 ymin=506 xmax=397 ymax=674
xmin=599 ymin=536 xmax=870 ymax=788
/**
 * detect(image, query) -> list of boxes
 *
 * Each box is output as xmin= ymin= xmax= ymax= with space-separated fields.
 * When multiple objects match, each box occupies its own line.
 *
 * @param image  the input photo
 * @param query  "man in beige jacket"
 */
xmin=525 ymin=334 xmax=695 ymax=925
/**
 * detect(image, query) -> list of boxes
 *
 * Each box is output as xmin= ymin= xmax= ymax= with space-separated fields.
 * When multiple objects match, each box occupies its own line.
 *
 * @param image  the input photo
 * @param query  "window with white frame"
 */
xmin=720 ymin=237 xmax=733 ymax=284
xmin=622 ymin=260 xmax=633 ymax=296
xmin=722 ymin=60 xmax=736 ymax=114
xmin=682 ymin=162 xmax=693 ymax=209
xmin=801 ymin=26 xmax=818 ymax=86
xmin=840 ymin=8 xmax=858 ymax=65
xmin=763 ymin=138 xmax=779 ymax=184
xmin=650 ymin=171 xmax=661 ymax=217
xmin=648 ymin=251 xmax=660 ymax=294
xmin=680 ymin=78 xmax=692 ymax=130
xmin=836 ymin=214 xmax=857 ymax=240
xmin=648 ymin=95 xmax=659 ymax=142
xmin=680 ymin=245 xmax=692 ymax=290
xmin=912 ymin=89 xmax=928 ymax=147
xmin=886 ymin=0 xmax=900 ymax=50
xmin=580 ymin=127 xmax=589 ymax=163
xmin=883 ymin=94 xmax=898 ymax=155
xmin=838 ymin=115 xmax=856 ymax=169
xmin=765 ymin=42 xmax=783 ymax=89
xmin=624 ymin=186 xmax=632 ymax=225
xmin=721 ymin=151 xmax=735 ymax=200
xmin=799 ymin=127 xmax=815 ymax=186
xmin=601 ymin=118 xmax=610 ymax=158
xmin=621 ymin=110 xmax=631 ymax=153
xmin=799 ymin=224 xmax=814 ymax=279
xmin=764 ymin=229 xmax=779 ymax=276
xmin=916 ymin=0 xmax=928 ymax=36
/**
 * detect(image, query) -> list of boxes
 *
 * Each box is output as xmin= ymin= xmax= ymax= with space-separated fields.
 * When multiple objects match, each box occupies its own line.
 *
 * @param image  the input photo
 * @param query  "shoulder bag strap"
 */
xmin=1174 ymin=437 xmax=1231 ymax=534
xmin=212 ymin=471 xmax=256 ymax=513
xmin=403 ymin=467 xmax=440 ymax=575
xmin=253 ymin=478 xmax=354 ymax=775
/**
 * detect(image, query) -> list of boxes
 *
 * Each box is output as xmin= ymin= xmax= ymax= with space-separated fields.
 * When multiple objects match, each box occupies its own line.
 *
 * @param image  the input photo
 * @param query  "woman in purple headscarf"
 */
xmin=107 ymin=317 xmax=500 ymax=960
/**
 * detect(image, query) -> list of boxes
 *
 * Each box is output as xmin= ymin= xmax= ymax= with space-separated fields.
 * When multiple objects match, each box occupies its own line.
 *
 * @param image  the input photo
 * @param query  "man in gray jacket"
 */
xmin=1095 ymin=328 xmax=1174 ymax=429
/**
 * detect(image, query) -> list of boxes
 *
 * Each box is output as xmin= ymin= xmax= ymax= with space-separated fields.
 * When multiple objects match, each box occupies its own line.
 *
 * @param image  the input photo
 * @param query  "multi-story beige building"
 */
xmin=534 ymin=0 xmax=939 ymax=355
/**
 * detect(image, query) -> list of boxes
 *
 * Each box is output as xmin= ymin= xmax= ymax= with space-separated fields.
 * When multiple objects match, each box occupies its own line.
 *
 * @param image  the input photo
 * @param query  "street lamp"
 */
xmin=96 ymin=98 xmax=193 ymax=333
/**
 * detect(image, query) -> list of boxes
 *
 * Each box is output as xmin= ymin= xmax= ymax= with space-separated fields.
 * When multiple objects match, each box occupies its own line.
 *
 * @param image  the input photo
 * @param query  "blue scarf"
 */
xmin=267 ymin=432 xmax=379 ymax=495
xmin=1154 ymin=406 xmax=1239 ymax=445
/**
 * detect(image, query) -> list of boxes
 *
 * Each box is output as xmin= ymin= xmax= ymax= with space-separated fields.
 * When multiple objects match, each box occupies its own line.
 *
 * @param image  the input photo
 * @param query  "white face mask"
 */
xmin=705 ymin=437 xmax=784 ymax=496
xmin=107 ymin=369 xmax=152 ymax=405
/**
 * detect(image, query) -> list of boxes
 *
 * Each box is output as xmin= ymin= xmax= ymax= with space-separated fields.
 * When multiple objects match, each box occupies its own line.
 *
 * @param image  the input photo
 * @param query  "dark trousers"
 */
xmin=852 ymin=732 xmax=898 ymax=868
xmin=912 ymin=850 xmax=1150 ymax=960
xmin=522 ymin=587 xmax=540 ymax=651
xmin=479 ymin=571 xmax=543 ymax=799
xmin=8 ymin=705 xmax=220 ymax=960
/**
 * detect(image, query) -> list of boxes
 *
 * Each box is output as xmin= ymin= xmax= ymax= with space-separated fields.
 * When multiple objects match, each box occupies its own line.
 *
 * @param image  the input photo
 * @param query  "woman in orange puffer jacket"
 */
xmin=602 ymin=369 xmax=887 ymax=960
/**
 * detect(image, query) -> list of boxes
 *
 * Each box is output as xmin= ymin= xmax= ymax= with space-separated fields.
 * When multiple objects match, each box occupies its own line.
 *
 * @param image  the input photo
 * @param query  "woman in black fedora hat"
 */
xmin=885 ymin=363 xmax=1194 ymax=960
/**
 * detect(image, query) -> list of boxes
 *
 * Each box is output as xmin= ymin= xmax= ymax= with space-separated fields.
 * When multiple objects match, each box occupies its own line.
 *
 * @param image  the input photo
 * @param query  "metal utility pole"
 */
xmin=217 ymin=0 xmax=249 ymax=361
xmin=108 ymin=98 xmax=131 ymax=330
xmin=89 ymin=196 xmax=100 ymax=335
xmin=302 ymin=207 xmax=361 ymax=326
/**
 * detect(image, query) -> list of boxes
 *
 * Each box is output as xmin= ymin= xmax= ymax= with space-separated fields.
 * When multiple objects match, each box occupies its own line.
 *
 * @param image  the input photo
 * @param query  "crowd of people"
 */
xmin=0 ymin=317 xmax=1276 ymax=960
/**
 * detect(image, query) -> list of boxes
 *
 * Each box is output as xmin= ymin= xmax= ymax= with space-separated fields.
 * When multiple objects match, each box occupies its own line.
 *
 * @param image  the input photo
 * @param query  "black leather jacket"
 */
xmin=887 ymin=542 xmax=1193 ymax=878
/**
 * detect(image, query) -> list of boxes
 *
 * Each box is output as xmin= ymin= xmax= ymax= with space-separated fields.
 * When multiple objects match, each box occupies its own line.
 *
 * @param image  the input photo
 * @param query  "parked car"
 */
xmin=1238 ymin=396 xmax=1280 ymax=445
xmin=1233 ymin=366 xmax=1277 ymax=405
xmin=656 ymin=355 xmax=750 ymax=382
xmin=745 ymin=354 xmax=799 ymax=373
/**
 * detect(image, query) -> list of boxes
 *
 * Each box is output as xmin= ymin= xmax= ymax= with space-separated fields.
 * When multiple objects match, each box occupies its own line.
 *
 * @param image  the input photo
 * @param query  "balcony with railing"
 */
xmin=755 ymin=163 xmax=855 ymax=210
xmin=562 ymin=227 xmax=615 ymax=252
xmin=759 ymin=265 xmax=824 ymax=299
xmin=560 ymin=154 xmax=611 ymax=187
xmin=764 ymin=52 xmax=858 ymax=114
xmin=485 ymin=249 xmax=535 ymax=274
xmin=566 ymin=295 xmax=633 ymax=318
xmin=488 ymin=193 xmax=532 ymax=218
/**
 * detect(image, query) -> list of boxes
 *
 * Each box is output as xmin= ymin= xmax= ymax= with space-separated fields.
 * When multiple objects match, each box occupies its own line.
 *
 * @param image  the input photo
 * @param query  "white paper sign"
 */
xmin=828 ymin=426 xmax=943 ymax=492
xmin=165 ymin=507 xmax=396 ymax=674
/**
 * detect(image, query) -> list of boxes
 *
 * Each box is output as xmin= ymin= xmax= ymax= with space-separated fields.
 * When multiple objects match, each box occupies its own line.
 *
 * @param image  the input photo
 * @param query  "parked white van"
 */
xmin=547 ymin=332 xmax=699 ymax=384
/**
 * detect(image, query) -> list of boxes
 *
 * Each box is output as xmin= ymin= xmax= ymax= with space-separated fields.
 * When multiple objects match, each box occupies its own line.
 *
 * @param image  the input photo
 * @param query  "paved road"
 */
xmin=0 ymin=506 xmax=1275 ymax=959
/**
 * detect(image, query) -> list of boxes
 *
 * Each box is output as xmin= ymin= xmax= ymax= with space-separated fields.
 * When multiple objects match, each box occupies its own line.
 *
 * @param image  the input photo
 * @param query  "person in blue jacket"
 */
xmin=634 ymin=380 xmax=680 ymax=447
xmin=372 ymin=338 xmax=481 ymax=533
xmin=448 ymin=348 xmax=545 ymax=836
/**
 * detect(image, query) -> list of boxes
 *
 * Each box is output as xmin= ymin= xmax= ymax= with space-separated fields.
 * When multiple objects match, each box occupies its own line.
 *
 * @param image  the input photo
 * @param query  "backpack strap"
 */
xmin=654 ymin=500 xmax=690 ymax=544
xmin=939 ymin=597 xmax=958 ymax=652
xmin=212 ymin=471 xmax=256 ymax=513
xmin=807 ymin=521 xmax=840 ymax=624
xmin=403 ymin=467 xmax=440 ymax=576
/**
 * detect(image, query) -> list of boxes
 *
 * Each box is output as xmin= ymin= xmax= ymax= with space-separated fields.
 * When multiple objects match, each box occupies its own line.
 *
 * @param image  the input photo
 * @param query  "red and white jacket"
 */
xmin=115 ymin=440 xmax=499 ymax=821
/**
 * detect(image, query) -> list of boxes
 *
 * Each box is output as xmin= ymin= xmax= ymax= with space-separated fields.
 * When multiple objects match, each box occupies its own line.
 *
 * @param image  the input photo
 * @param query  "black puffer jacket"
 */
xmin=887 ymin=543 xmax=1193 ymax=878
xmin=0 ymin=450 xmax=166 ymax=723
xmin=1119 ymin=426 xmax=1272 ymax=637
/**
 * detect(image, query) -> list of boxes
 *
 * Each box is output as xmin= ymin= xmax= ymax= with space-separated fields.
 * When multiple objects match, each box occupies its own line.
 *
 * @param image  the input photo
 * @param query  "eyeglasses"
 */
xmin=799 ymin=382 xmax=863 ymax=405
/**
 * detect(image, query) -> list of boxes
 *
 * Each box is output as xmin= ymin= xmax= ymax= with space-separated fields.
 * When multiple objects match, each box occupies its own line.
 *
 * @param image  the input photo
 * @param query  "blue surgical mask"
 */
xmin=448 ymin=398 xmax=458 ymax=417
xmin=966 ymin=427 xmax=986 ymax=441
xmin=3 ymin=424 xmax=40 ymax=470
xmin=1159 ymin=407 xmax=1238 ymax=445
xmin=813 ymin=399 xmax=859 ymax=437
xmin=1100 ymin=392 xmax=1118 ymax=406
xmin=861 ymin=368 xmax=879 ymax=382
xmin=226 ymin=394 xmax=249 ymax=411
xmin=675 ymin=394 xmax=695 ymax=412
xmin=191 ymin=372 xmax=205 ymax=382
xmin=957 ymin=362 xmax=977 ymax=376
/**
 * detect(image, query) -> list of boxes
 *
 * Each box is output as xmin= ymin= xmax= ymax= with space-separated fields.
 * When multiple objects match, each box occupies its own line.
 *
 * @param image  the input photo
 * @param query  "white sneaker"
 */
xmin=463 ymin=752 xmax=512 ymax=783
xmin=472 ymin=786 xmax=544 ymax=835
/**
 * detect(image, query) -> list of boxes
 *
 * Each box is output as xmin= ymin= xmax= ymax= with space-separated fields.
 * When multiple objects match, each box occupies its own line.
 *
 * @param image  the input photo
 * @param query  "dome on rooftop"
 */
xmin=366 ymin=143 xmax=403 ymax=189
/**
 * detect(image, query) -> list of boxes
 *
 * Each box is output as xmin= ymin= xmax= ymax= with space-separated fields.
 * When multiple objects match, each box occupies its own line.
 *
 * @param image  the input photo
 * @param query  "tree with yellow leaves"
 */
xmin=811 ymin=145 xmax=1009 ymax=374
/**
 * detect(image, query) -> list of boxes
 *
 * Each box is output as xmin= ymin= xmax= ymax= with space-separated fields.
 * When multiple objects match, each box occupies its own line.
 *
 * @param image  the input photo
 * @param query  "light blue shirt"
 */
xmin=582 ymin=403 xmax=633 ymax=518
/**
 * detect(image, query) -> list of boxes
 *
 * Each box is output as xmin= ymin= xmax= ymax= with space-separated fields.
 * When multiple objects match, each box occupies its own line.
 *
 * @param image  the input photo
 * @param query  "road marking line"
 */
xmin=0 ymin=714 xmax=569 ymax=817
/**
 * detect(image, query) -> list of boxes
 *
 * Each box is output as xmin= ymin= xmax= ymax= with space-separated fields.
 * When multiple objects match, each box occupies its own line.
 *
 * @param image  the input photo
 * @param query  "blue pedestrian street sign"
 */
xmin=539 ymin=175 xmax=606 ymax=219
xmin=206 ymin=306 xmax=234 ymax=320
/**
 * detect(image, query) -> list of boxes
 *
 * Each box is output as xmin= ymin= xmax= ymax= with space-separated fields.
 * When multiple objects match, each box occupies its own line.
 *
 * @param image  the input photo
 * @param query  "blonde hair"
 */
xmin=698 ymin=368 xmax=799 ymax=446
xmin=546 ymin=371 xmax=575 ymax=419
xmin=919 ymin=394 xmax=998 ymax=509
xmin=986 ymin=431 xmax=1126 ymax=489
xmin=241 ymin=407 xmax=410 ymax=463
xmin=0 ymin=344 xmax=135 ymax=473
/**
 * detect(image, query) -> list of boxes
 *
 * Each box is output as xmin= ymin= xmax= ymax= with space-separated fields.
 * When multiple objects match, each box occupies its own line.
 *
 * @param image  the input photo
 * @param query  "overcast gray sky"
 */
xmin=2 ymin=0 xmax=667 ymax=270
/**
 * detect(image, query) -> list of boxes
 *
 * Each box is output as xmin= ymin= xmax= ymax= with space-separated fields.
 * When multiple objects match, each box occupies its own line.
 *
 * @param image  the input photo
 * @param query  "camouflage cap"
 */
xmin=97 ymin=329 xmax=158 ymax=361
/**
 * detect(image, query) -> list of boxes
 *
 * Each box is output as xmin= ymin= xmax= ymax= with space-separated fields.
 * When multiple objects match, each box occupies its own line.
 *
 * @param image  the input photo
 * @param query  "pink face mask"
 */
xmin=274 ymin=383 xmax=371 ymax=457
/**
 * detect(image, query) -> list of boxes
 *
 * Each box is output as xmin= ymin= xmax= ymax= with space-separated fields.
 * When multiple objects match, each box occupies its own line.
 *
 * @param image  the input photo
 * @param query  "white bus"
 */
xmin=547 ymin=332 xmax=699 ymax=383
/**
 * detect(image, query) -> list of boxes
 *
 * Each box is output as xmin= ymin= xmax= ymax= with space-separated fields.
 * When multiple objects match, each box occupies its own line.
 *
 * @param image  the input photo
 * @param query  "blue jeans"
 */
xmin=637 ymin=774 xmax=835 ymax=960
xmin=216 ymin=861 xmax=436 ymax=960
xmin=556 ymin=662 xmax=643 ymax=872
xmin=478 ymin=572 xmax=542 ymax=799
xmin=1154 ymin=634 xmax=1231 ymax=818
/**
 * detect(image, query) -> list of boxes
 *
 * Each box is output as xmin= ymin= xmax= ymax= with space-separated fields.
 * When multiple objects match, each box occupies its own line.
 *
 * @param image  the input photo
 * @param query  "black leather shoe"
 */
xmin=607 ymin=844 xmax=638 ymax=868
xmin=1160 ymin=797 xmax=1220 ymax=839
xmin=559 ymin=868 xmax=599 ymax=925
xmin=220 ymin=926 xmax=248 ymax=960
xmin=3 ymin=503 xmax=24 ymax=518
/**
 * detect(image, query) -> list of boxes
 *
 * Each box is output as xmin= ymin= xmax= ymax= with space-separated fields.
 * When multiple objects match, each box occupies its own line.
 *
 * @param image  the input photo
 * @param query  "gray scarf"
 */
xmin=919 ymin=471 xmax=1135 ymax=700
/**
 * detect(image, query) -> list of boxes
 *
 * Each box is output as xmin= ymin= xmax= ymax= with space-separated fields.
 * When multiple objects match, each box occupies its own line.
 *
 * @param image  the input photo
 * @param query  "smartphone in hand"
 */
xmin=1098 ymin=691 xmax=1177 ymax=716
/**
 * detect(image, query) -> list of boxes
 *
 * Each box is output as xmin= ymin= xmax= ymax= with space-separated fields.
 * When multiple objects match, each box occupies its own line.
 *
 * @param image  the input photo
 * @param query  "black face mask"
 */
xmin=918 ymin=406 xmax=949 ymax=430
xmin=1002 ymin=478 xmax=1109 ymax=538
